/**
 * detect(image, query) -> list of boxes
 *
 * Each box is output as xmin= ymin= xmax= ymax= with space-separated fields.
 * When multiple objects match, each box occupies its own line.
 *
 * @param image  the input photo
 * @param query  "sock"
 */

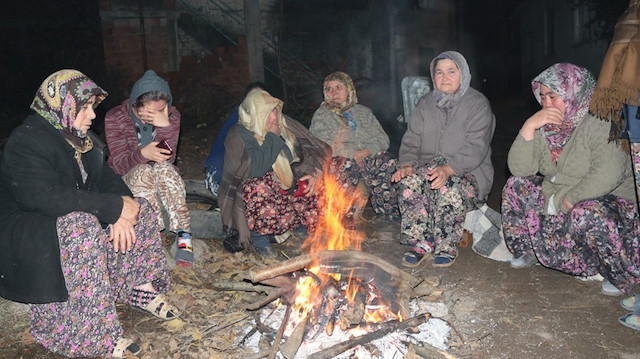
xmin=176 ymin=230 xmax=193 ymax=252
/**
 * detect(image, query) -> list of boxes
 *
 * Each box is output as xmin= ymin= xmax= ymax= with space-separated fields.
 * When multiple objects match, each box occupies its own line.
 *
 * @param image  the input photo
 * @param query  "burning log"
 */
xmin=280 ymin=314 xmax=310 ymax=359
xmin=248 ymin=250 xmax=421 ymax=289
xmin=245 ymin=275 xmax=298 ymax=311
xmin=338 ymin=284 xmax=367 ymax=330
xmin=247 ymin=250 xmax=426 ymax=319
xmin=307 ymin=313 xmax=432 ymax=359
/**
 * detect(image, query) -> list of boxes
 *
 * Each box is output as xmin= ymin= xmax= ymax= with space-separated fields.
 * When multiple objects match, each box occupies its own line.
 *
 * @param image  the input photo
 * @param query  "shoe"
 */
xmin=601 ymin=280 xmax=623 ymax=296
xmin=509 ymin=253 xmax=538 ymax=269
xmin=618 ymin=313 xmax=640 ymax=331
xmin=433 ymin=253 xmax=457 ymax=267
xmin=402 ymin=250 xmax=430 ymax=268
xmin=111 ymin=338 xmax=141 ymax=358
xmin=574 ymin=273 xmax=604 ymax=282
xmin=254 ymin=245 xmax=278 ymax=258
xmin=135 ymin=292 xmax=181 ymax=320
xmin=620 ymin=295 xmax=640 ymax=312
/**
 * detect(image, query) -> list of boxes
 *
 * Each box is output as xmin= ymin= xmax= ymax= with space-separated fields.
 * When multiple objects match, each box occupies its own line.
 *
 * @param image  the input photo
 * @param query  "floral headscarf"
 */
xmin=238 ymin=89 xmax=298 ymax=189
xmin=322 ymin=72 xmax=358 ymax=130
xmin=30 ymin=69 xmax=107 ymax=160
xmin=429 ymin=51 xmax=472 ymax=109
xmin=532 ymin=63 xmax=596 ymax=161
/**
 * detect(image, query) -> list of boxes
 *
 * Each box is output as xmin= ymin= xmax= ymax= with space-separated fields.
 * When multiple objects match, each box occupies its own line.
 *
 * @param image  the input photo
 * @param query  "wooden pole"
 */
xmin=244 ymin=0 xmax=265 ymax=83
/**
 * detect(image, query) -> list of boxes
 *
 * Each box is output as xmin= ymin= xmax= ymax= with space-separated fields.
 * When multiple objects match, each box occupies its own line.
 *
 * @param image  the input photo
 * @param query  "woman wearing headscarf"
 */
xmin=310 ymin=71 xmax=400 ymax=220
xmin=502 ymin=63 xmax=639 ymax=296
xmin=0 ymin=70 xmax=178 ymax=358
xmin=105 ymin=70 xmax=194 ymax=268
xmin=392 ymin=51 xmax=496 ymax=267
xmin=218 ymin=89 xmax=330 ymax=257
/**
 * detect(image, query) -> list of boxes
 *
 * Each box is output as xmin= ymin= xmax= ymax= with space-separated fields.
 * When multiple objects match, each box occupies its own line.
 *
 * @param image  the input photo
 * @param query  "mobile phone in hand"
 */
xmin=156 ymin=139 xmax=173 ymax=154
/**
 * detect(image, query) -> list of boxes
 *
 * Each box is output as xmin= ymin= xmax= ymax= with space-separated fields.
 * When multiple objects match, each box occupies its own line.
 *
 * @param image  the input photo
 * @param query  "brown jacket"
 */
xmin=218 ymin=116 xmax=331 ymax=248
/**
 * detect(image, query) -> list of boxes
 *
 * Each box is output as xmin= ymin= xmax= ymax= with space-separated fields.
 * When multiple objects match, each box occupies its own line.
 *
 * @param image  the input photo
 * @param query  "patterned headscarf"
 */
xmin=532 ymin=63 xmax=596 ymax=161
xmin=238 ymin=89 xmax=298 ymax=189
xmin=429 ymin=51 xmax=472 ymax=109
xmin=30 ymin=69 xmax=107 ymax=161
xmin=322 ymin=72 xmax=359 ymax=130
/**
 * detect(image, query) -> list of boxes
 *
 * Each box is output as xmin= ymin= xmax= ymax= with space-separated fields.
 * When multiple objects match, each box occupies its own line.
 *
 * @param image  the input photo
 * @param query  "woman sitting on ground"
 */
xmin=0 ymin=70 xmax=178 ymax=358
xmin=218 ymin=89 xmax=330 ymax=257
xmin=310 ymin=71 xmax=400 ymax=220
xmin=204 ymin=81 xmax=266 ymax=197
xmin=105 ymin=70 xmax=194 ymax=267
xmin=392 ymin=50 xmax=496 ymax=267
xmin=502 ymin=63 xmax=639 ymax=297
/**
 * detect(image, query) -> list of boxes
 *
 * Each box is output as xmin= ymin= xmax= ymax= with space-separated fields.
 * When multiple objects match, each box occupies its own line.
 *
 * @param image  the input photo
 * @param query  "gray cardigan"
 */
xmin=399 ymin=87 xmax=496 ymax=200
xmin=310 ymin=103 xmax=389 ymax=159
xmin=508 ymin=113 xmax=636 ymax=214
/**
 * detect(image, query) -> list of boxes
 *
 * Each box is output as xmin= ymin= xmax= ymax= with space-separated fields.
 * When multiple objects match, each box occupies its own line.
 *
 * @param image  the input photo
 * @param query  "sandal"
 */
xmin=133 ymin=289 xmax=181 ymax=320
xmin=111 ymin=338 xmax=141 ymax=358
xmin=618 ymin=313 xmax=640 ymax=331
xmin=433 ymin=253 xmax=457 ymax=267
xmin=621 ymin=295 xmax=640 ymax=312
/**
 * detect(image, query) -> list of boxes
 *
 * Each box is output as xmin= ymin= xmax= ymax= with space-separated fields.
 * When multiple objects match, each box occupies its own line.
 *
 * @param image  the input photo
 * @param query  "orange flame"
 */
xmin=293 ymin=161 xmax=401 ymax=327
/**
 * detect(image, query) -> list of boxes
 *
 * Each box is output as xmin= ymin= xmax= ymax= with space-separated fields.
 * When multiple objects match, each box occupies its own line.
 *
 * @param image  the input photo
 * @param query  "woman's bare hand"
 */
xmin=392 ymin=164 xmax=414 ymax=182
xmin=140 ymin=141 xmax=173 ymax=162
xmin=120 ymin=196 xmax=140 ymax=225
xmin=520 ymin=107 xmax=563 ymax=140
xmin=137 ymin=105 xmax=170 ymax=127
xmin=353 ymin=149 xmax=371 ymax=167
xmin=427 ymin=165 xmax=455 ymax=190
xmin=109 ymin=217 xmax=137 ymax=253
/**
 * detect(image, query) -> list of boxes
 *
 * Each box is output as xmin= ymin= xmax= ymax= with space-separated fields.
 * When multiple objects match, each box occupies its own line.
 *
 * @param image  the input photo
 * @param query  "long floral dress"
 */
xmin=29 ymin=199 xmax=170 ymax=357
xmin=242 ymin=171 xmax=321 ymax=235
xmin=398 ymin=156 xmax=481 ymax=257
xmin=330 ymin=152 xmax=400 ymax=219
xmin=502 ymin=175 xmax=640 ymax=294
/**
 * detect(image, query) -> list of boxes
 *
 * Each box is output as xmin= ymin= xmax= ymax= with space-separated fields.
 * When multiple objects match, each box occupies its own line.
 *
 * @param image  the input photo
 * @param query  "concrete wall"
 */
xmin=518 ymin=0 xmax=609 ymax=91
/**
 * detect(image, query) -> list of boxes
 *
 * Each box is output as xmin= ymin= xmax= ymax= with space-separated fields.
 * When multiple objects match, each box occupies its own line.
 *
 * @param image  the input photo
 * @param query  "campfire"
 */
xmin=217 ymin=168 xmax=451 ymax=358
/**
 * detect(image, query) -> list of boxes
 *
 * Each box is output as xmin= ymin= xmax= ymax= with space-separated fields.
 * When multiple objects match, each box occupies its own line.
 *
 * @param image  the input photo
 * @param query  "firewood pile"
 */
xmin=210 ymin=250 xmax=451 ymax=359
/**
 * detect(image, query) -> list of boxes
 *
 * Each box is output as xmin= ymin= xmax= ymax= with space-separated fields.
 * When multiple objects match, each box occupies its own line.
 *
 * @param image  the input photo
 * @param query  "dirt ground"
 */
xmin=0 ymin=98 xmax=639 ymax=358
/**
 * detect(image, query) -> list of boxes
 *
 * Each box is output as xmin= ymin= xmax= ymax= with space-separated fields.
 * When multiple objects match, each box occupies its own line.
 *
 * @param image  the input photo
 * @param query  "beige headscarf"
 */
xmin=238 ymin=89 xmax=299 ymax=189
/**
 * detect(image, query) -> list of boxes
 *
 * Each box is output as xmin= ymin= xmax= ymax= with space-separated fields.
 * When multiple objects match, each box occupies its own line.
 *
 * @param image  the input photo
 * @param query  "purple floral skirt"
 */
xmin=502 ymin=175 xmax=640 ymax=294
xmin=29 ymin=198 xmax=170 ymax=357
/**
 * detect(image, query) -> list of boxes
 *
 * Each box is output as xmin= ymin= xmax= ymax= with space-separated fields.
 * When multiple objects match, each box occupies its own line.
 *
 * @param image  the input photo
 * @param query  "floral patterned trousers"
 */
xmin=398 ymin=157 xmax=481 ymax=257
xmin=29 ymin=198 xmax=170 ymax=357
xmin=242 ymin=171 xmax=320 ymax=235
xmin=329 ymin=152 xmax=400 ymax=219
xmin=502 ymin=175 xmax=640 ymax=294
xmin=123 ymin=161 xmax=191 ymax=233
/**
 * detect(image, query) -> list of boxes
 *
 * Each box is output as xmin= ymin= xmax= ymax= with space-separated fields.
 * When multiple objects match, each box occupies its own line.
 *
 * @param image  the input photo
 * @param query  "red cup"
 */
xmin=293 ymin=179 xmax=308 ymax=197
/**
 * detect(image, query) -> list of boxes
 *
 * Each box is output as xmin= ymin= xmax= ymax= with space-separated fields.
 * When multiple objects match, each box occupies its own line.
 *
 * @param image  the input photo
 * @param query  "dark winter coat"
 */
xmin=0 ymin=115 xmax=132 ymax=304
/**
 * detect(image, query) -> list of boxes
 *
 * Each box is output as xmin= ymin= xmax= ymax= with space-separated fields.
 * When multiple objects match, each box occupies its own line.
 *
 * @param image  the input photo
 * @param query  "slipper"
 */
xmin=433 ymin=254 xmax=457 ymax=267
xmin=402 ymin=250 xmax=430 ymax=268
xmin=111 ymin=338 xmax=141 ymax=358
xmin=620 ymin=294 xmax=640 ymax=312
xmin=136 ymin=293 xmax=181 ymax=320
xmin=618 ymin=313 xmax=640 ymax=331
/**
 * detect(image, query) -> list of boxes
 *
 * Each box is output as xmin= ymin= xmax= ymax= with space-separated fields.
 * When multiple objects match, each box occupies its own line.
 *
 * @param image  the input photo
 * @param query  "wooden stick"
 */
xmin=280 ymin=314 xmax=309 ymax=359
xmin=248 ymin=254 xmax=313 ymax=282
xmin=248 ymin=250 xmax=421 ymax=288
xmin=307 ymin=313 xmax=431 ymax=359
xmin=211 ymin=281 xmax=274 ymax=294
xmin=246 ymin=287 xmax=290 ymax=311
xmin=267 ymin=304 xmax=292 ymax=359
